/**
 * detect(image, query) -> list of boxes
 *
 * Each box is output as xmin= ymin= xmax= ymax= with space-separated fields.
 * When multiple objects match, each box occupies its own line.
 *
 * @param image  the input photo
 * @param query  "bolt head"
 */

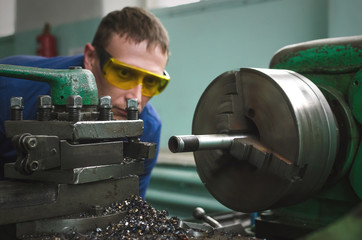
xmin=10 ymin=97 xmax=24 ymax=109
xmin=38 ymin=95 xmax=52 ymax=108
xmin=25 ymin=137 xmax=38 ymax=149
xmin=99 ymin=96 xmax=112 ymax=108
xmin=66 ymin=95 xmax=83 ymax=108
xmin=29 ymin=161 xmax=39 ymax=171
xmin=126 ymin=98 xmax=138 ymax=109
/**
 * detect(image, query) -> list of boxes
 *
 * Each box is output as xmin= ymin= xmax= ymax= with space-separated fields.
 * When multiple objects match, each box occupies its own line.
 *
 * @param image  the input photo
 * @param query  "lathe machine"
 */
xmin=0 ymin=65 xmax=157 ymax=239
xmin=169 ymin=35 xmax=362 ymax=239
xmin=0 ymin=35 xmax=362 ymax=239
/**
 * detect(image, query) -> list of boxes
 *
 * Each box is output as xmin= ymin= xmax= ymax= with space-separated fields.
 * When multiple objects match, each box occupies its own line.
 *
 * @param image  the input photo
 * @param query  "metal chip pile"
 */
xmin=95 ymin=195 xmax=189 ymax=239
xmin=21 ymin=195 xmax=192 ymax=240
xmin=20 ymin=195 xmax=252 ymax=240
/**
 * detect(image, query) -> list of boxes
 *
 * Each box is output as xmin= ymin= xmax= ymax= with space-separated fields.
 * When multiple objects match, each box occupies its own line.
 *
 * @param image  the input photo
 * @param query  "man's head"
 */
xmin=84 ymin=7 xmax=169 ymax=120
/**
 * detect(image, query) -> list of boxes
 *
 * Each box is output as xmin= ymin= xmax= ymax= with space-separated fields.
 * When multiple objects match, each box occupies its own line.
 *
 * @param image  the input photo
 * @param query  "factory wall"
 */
xmin=1 ymin=0 xmax=362 ymax=149
xmin=0 ymin=35 xmax=14 ymax=58
xmin=0 ymin=0 xmax=361 ymax=149
xmin=328 ymin=0 xmax=362 ymax=38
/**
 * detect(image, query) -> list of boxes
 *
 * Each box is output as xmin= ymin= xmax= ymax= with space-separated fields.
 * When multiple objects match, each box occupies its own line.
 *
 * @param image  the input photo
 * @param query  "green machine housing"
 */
xmin=168 ymin=35 xmax=362 ymax=239
xmin=262 ymin=35 xmax=362 ymax=239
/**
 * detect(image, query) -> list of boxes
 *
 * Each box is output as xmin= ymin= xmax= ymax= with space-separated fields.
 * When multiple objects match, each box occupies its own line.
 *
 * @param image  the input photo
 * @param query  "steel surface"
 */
xmin=0 ymin=177 xmax=138 ymax=225
xmin=5 ymin=120 xmax=144 ymax=141
xmin=192 ymin=68 xmax=338 ymax=212
xmin=4 ymin=162 xmax=144 ymax=184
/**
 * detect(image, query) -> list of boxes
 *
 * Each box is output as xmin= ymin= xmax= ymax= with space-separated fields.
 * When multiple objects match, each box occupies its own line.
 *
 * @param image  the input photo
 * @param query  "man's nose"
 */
xmin=125 ymin=83 xmax=142 ymax=104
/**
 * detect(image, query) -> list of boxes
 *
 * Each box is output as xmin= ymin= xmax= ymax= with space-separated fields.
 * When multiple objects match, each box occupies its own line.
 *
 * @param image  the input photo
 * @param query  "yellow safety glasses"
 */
xmin=96 ymin=47 xmax=170 ymax=97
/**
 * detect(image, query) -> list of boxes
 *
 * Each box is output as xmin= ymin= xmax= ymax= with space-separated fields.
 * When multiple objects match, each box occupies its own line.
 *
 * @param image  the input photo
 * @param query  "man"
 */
xmin=0 ymin=7 xmax=170 ymax=199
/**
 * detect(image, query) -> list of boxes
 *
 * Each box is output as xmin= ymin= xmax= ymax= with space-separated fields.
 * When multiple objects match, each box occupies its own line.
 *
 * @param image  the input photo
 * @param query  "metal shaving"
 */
xmin=96 ymin=195 xmax=189 ymax=239
xmin=20 ymin=195 xmax=252 ymax=240
xmin=21 ymin=195 xmax=191 ymax=240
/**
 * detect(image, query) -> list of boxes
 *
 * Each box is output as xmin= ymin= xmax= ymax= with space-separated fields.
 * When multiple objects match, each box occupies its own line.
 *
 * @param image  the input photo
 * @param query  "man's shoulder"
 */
xmin=0 ymin=55 xmax=84 ymax=69
xmin=139 ymin=103 xmax=161 ymax=143
xmin=141 ymin=103 xmax=161 ymax=125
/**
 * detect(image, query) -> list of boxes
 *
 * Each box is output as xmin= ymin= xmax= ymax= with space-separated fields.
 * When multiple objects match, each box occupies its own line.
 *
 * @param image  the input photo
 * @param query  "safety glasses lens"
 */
xmin=103 ymin=58 xmax=169 ymax=97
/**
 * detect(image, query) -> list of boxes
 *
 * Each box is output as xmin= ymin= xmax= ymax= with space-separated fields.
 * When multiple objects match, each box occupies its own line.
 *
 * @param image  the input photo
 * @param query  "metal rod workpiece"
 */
xmin=168 ymin=134 xmax=250 ymax=153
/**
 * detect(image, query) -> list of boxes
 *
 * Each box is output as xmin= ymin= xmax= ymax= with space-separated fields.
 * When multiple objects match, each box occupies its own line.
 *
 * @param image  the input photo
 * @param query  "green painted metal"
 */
xmin=348 ymin=69 xmax=362 ymax=124
xmin=0 ymin=64 xmax=98 ymax=106
xmin=147 ymin=164 xmax=231 ymax=220
xmin=270 ymin=39 xmax=362 ymax=198
xmin=272 ymin=44 xmax=362 ymax=74
xmin=268 ymin=37 xmax=362 ymax=237
xmin=304 ymin=202 xmax=362 ymax=240
xmin=273 ymin=177 xmax=360 ymax=227
xmin=349 ymin=141 xmax=362 ymax=199
xmin=318 ymin=86 xmax=359 ymax=181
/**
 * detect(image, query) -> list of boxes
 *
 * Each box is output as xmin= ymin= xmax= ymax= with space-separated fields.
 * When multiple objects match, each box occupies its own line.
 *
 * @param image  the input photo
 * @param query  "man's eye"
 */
xmin=143 ymin=77 xmax=158 ymax=86
xmin=119 ymin=69 xmax=130 ymax=77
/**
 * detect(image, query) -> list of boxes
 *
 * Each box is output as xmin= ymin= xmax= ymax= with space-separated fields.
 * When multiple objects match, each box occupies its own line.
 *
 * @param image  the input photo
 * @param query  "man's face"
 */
xmin=85 ymin=34 xmax=168 ymax=120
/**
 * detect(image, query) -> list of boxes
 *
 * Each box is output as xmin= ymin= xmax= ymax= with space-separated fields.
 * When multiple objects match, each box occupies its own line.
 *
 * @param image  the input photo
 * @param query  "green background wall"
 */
xmin=1 ymin=0 xmax=361 ymax=150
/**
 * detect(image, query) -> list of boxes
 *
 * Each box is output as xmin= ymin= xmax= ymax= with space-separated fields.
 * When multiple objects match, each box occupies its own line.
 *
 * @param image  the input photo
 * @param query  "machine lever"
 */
xmin=193 ymin=207 xmax=222 ymax=228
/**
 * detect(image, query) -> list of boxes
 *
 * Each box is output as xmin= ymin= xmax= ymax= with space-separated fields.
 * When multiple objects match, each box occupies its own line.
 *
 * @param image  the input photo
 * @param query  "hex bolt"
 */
xmin=126 ymin=98 xmax=139 ymax=143
xmin=37 ymin=95 xmax=52 ymax=121
xmin=193 ymin=207 xmax=222 ymax=228
xmin=25 ymin=137 xmax=38 ymax=149
xmin=126 ymin=98 xmax=138 ymax=120
xmin=66 ymin=95 xmax=83 ymax=122
xmin=98 ymin=96 xmax=112 ymax=121
xmin=29 ymin=161 xmax=39 ymax=172
xmin=10 ymin=96 xmax=24 ymax=120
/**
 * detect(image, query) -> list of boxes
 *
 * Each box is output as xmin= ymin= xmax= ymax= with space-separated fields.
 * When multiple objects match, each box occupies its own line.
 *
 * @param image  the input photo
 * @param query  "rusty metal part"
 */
xmin=4 ymin=162 xmax=144 ymax=184
xmin=98 ymin=96 xmax=113 ymax=120
xmin=124 ymin=142 xmax=157 ymax=160
xmin=8 ymin=132 xmax=155 ymax=177
xmin=0 ymin=176 xmax=139 ymax=225
xmin=269 ymin=35 xmax=362 ymax=73
xmin=12 ymin=134 xmax=60 ymax=174
xmin=10 ymin=96 xmax=24 ymax=120
xmin=0 ymin=64 xmax=98 ymax=106
xmin=127 ymin=98 xmax=139 ymax=121
xmin=191 ymin=68 xmax=338 ymax=212
xmin=5 ymin=119 xmax=144 ymax=142
xmin=60 ymin=140 xmax=124 ymax=169
xmin=16 ymin=211 xmax=126 ymax=238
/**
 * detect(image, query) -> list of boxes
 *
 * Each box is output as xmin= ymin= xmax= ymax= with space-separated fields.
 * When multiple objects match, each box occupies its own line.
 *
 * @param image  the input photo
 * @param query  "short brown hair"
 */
xmin=92 ymin=7 xmax=169 ymax=56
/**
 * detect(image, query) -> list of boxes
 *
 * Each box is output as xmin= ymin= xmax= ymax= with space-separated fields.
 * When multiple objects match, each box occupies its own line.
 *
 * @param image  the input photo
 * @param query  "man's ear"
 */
xmin=84 ymin=43 xmax=97 ymax=71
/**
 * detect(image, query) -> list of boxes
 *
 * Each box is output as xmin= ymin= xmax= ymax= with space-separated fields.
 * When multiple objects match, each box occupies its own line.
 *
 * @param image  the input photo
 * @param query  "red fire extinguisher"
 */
xmin=36 ymin=22 xmax=57 ymax=57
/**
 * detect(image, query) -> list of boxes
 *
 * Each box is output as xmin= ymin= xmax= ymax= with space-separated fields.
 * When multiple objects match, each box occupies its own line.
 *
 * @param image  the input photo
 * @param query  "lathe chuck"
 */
xmin=192 ymin=68 xmax=338 ymax=212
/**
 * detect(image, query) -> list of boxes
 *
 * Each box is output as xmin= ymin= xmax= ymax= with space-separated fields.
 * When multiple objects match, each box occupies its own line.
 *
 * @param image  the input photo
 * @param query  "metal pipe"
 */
xmin=168 ymin=134 xmax=250 ymax=153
